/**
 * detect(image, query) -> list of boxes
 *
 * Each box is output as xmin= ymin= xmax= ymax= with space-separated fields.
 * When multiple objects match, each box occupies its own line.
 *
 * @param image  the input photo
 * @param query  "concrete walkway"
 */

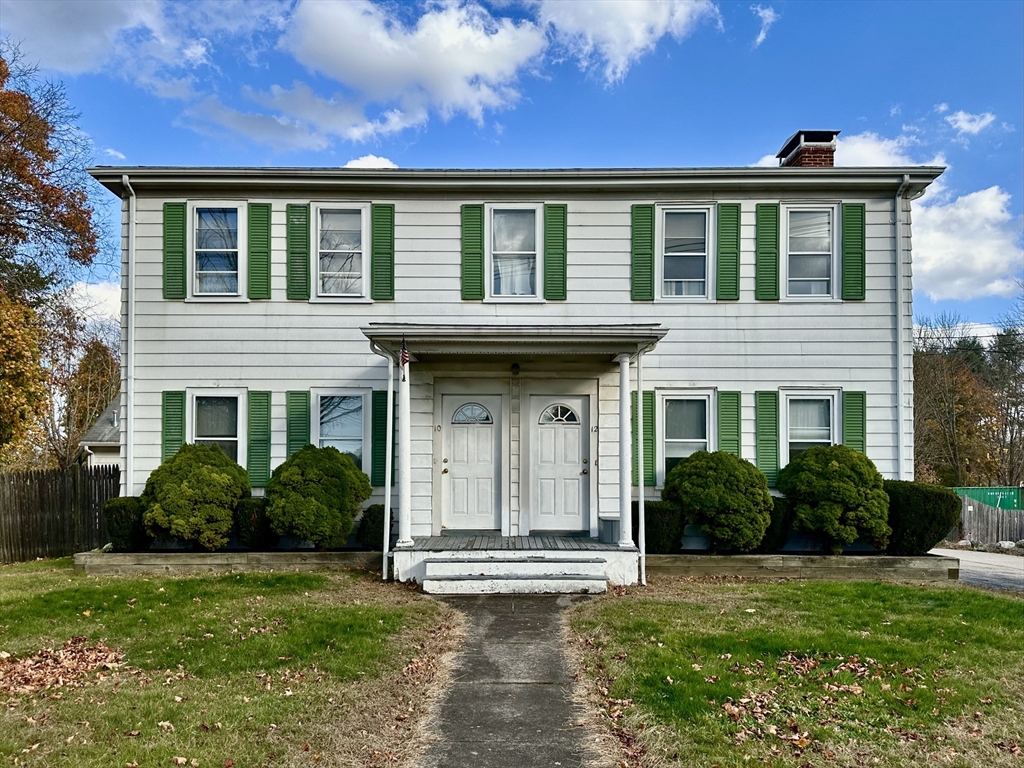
xmin=932 ymin=548 xmax=1024 ymax=592
xmin=421 ymin=595 xmax=591 ymax=768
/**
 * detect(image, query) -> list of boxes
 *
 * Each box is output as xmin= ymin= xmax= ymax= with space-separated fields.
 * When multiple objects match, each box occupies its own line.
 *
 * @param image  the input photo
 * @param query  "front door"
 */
xmin=441 ymin=395 xmax=501 ymax=531
xmin=530 ymin=395 xmax=589 ymax=531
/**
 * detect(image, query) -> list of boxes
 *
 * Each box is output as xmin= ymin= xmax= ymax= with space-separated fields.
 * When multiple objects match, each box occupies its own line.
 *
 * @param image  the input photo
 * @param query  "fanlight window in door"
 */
xmin=539 ymin=404 xmax=579 ymax=424
xmin=452 ymin=403 xmax=493 ymax=424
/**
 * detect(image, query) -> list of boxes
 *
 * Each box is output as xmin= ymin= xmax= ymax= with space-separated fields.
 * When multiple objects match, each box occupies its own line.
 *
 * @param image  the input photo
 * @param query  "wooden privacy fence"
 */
xmin=959 ymin=497 xmax=1024 ymax=544
xmin=0 ymin=465 xmax=119 ymax=563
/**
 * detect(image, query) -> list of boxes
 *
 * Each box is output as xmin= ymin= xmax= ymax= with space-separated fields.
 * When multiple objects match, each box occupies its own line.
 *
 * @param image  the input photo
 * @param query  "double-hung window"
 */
xmin=189 ymin=389 xmax=246 ymax=464
xmin=659 ymin=392 xmax=713 ymax=484
xmin=315 ymin=204 xmax=369 ymax=299
xmin=193 ymin=205 xmax=245 ymax=296
xmin=312 ymin=389 xmax=370 ymax=472
xmin=487 ymin=204 xmax=542 ymax=299
xmin=782 ymin=391 xmax=838 ymax=466
xmin=660 ymin=207 xmax=713 ymax=299
xmin=784 ymin=206 xmax=838 ymax=298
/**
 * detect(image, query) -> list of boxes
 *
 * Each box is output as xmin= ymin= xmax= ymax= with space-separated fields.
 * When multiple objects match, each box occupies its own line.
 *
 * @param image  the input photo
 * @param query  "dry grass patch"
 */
xmin=568 ymin=576 xmax=1023 ymax=768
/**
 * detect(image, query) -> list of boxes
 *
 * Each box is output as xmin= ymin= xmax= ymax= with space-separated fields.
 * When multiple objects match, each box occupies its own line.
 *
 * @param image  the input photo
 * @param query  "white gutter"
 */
xmin=122 ymin=174 xmax=135 ymax=497
xmin=895 ymin=174 xmax=910 ymax=479
xmin=637 ymin=348 xmax=646 ymax=586
xmin=370 ymin=342 xmax=397 ymax=580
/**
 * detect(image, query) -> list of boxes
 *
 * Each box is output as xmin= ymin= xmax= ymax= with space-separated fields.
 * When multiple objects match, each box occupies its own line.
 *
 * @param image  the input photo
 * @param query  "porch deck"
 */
xmin=407 ymin=535 xmax=624 ymax=552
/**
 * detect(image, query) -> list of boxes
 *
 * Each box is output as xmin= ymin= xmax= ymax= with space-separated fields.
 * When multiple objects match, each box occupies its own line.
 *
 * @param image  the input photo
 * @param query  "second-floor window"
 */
xmin=195 ymin=207 xmax=240 ymax=295
xmin=785 ymin=207 xmax=837 ymax=298
xmin=662 ymin=209 xmax=710 ymax=298
xmin=489 ymin=205 xmax=541 ymax=298
xmin=316 ymin=205 xmax=369 ymax=298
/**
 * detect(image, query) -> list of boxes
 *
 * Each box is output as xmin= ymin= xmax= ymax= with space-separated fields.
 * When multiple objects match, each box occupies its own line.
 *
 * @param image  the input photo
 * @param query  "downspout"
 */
xmin=895 ymin=174 xmax=910 ymax=479
xmin=122 ymin=175 xmax=136 ymax=497
xmin=637 ymin=348 xmax=646 ymax=586
xmin=370 ymin=342 xmax=397 ymax=580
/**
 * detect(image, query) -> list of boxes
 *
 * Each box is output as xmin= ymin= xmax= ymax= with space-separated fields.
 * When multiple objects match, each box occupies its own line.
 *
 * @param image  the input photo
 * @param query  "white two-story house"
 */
xmin=90 ymin=130 xmax=942 ymax=592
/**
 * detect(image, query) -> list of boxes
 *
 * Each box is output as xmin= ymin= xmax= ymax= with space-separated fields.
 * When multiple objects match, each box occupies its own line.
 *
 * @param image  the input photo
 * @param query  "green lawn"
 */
xmin=570 ymin=579 xmax=1024 ymax=768
xmin=0 ymin=559 xmax=458 ymax=767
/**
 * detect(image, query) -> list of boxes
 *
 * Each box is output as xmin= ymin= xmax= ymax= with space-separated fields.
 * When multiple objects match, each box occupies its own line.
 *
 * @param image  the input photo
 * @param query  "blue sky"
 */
xmin=2 ymin=0 xmax=1021 ymax=331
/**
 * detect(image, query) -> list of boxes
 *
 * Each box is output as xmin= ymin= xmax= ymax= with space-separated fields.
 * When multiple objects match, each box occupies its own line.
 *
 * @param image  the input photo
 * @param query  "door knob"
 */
xmin=442 ymin=468 xmax=449 ymax=474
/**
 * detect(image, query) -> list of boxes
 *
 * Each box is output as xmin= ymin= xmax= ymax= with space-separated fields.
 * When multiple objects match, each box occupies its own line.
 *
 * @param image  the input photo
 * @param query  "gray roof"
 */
xmin=80 ymin=395 xmax=120 ymax=447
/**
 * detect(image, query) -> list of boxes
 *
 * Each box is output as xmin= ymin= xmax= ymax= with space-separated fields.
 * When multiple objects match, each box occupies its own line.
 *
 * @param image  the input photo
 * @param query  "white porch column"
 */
xmin=395 ymin=355 xmax=414 ymax=548
xmin=616 ymin=354 xmax=634 ymax=548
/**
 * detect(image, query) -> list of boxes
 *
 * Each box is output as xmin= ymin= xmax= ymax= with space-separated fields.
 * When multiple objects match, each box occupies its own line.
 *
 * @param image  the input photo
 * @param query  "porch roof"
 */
xmin=361 ymin=323 xmax=666 ymax=361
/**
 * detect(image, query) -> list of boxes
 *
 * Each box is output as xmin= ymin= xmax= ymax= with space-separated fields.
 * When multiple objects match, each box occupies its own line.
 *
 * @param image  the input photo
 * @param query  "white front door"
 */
xmin=530 ymin=395 xmax=589 ymax=531
xmin=441 ymin=395 xmax=501 ymax=531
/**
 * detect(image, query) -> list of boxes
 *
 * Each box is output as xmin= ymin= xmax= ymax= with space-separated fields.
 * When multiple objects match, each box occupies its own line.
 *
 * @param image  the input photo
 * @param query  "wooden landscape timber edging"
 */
xmin=74 ymin=550 xmax=379 ymax=576
xmin=646 ymin=554 xmax=959 ymax=583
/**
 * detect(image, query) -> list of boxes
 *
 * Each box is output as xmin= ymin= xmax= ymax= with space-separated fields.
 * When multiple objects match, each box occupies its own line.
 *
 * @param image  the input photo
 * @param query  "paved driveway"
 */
xmin=931 ymin=548 xmax=1024 ymax=592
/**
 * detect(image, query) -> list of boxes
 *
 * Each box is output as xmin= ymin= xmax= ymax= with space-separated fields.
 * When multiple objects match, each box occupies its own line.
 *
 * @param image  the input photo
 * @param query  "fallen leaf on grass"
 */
xmin=158 ymin=721 xmax=175 ymax=732
xmin=0 ymin=637 xmax=125 ymax=695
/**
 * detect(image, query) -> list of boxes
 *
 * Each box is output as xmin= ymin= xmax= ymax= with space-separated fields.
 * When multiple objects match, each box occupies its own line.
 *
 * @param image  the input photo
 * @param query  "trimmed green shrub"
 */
xmin=357 ymin=504 xmax=386 ymax=550
xmin=141 ymin=444 xmax=250 ymax=551
xmin=105 ymin=496 xmax=148 ymax=552
xmin=884 ymin=480 xmax=961 ymax=556
xmin=755 ymin=495 xmax=793 ymax=554
xmin=235 ymin=497 xmax=277 ymax=550
xmin=662 ymin=451 xmax=772 ymax=553
xmin=265 ymin=445 xmax=372 ymax=549
xmin=631 ymin=500 xmax=684 ymax=554
xmin=777 ymin=445 xmax=890 ymax=554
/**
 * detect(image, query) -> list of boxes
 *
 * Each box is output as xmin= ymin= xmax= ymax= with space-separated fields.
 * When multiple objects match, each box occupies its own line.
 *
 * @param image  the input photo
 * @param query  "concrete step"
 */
xmin=422 ymin=574 xmax=608 ymax=595
xmin=424 ymin=556 xmax=607 ymax=579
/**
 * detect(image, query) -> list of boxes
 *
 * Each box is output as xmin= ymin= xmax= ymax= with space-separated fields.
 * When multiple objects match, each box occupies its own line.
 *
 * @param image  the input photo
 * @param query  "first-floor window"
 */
xmin=317 ymin=394 xmax=364 ymax=466
xmin=786 ymin=397 xmax=833 ymax=458
xmin=663 ymin=396 xmax=709 ymax=480
xmin=195 ymin=396 xmax=239 ymax=461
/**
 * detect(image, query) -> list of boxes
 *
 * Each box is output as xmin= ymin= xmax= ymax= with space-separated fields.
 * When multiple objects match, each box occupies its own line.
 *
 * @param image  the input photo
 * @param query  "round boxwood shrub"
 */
xmin=357 ymin=504 xmax=386 ymax=550
xmin=141 ymin=444 xmax=250 ymax=551
xmin=631 ymin=499 xmax=684 ymax=554
xmin=662 ymin=451 xmax=772 ymax=553
xmin=105 ymin=496 xmax=149 ymax=552
xmin=883 ymin=479 xmax=961 ymax=555
xmin=777 ymin=445 xmax=891 ymax=554
xmin=265 ymin=445 xmax=372 ymax=549
xmin=234 ymin=497 xmax=278 ymax=550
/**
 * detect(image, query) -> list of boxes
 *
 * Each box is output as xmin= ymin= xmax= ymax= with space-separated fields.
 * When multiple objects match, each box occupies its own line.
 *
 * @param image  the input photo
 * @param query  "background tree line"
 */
xmin=0 ymin=40 xmax=119 ymax=471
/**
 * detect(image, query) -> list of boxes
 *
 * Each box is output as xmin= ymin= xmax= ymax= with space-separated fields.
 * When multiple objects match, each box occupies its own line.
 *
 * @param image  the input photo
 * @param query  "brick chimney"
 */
xmin=776 ymin=130 xmax=840 ymax=167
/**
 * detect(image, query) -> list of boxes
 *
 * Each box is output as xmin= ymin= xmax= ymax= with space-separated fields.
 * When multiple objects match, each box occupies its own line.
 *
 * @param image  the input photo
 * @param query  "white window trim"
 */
xmin=483 ymin=202 xmax=545 ymax=303
xmin=780 ymin=203 xmax=841 ymax=302
xmin=655 ymin=204 xmax=715 ymax=302
xmin=310 ymin=202 xmax=371 ymax=302
xmin=310 ymin=388 xmax=372 ymax=476
xmin=655 ymin=389 xmax=716 ymax=487
xmin=186 ymin=201 xmax=247 ymax=301
xmin=185 ymin=388 xmax=247 ymax=467
xmin=780 ymin=388 xmax=841 ymax=468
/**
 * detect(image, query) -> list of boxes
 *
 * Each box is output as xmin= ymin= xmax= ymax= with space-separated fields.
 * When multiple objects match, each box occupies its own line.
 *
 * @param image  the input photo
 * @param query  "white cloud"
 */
xmin=344 ymin=154 xmax=398 ymax=169
xmin=934 ymin=103 xmax=949 ymax=114
xmin=103 ymin=148 xmax=127 ymax=160
xmin=945 ymin=110 xmax=996 ymax=136
xmin=67 ymin=280 xmax=121 ymax=323
xmin=539 ymin=0 xmax=720 ymax=84
xmin=750 ymin=4 xmax=779 ymax=47
xmin=835 ymin=131 xmax=918 ymax=166
xmin=753 ymin=153 xmax=777 ymax=167
xmin=889 ymin=104 xmax=901 ymax=117
xmin=914 ymin=187 xmax=1023 ymax=301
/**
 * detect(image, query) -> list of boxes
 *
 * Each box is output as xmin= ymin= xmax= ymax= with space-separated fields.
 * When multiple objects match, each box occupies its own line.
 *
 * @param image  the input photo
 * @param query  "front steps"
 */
xmin=422 ymin=555 xmax=608 ymax=594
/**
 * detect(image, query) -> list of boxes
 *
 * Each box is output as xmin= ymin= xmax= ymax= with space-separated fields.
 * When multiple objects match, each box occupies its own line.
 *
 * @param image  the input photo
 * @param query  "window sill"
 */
xmin=780 ymin=296 xmax=842 ymax=303
xmin=482 ymin=297 xmax=546 ymax=304
xmin=657 ymin=296 xmax=715 ymax=303
xmin=309 ymin=296 xmax=374 ymax=304
xmin=185 ymin=296 xmax=249 ymax=303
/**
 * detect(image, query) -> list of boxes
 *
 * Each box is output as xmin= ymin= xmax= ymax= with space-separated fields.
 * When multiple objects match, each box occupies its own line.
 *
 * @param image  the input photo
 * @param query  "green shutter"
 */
xmin=286 ymin=391 xmax=310 ymax=457
xmin=161 ymin=391 xmax=185 ymax=462
xmin=543 ymin=203 xmax=567 ymax=300
xmin=286 ymin=204 xmax=310 ymax=300
xmin=247 ymin=391 xmax=271 ymax=485
xmin=631 ymin=204 xmax=655 ymax=301
xmin=461 ymin=204 xmax=484 ymax=300
xmin=754 ymin=391 xmax=779 ymax=486
xmin=716 ymin=203 xmax=741 ymax=300
xmin=842 ymin=391 xmax=867 ymax=454
xmin=371 ymin=203 xmax=395 ymax=300
xmin=755 ymin=203 xmax=779 ymax=300
xmin=248 ymin=203 xmax=271 ymax=300
xmin=370 ymin=390 xmax=390 ymax=486
xmin=841 ymin=203 xmax=866 ymax=300
xmin=163 ymin=203 xmax=186 ymax=299
xmin=631 ymin=390 xmax=656 ymax=486
xmin=717 ymin=391 xmax=741 ymax=456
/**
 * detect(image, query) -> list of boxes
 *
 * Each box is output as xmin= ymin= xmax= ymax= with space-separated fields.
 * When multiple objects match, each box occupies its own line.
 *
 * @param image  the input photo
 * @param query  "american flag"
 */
xmin=400 ymin=337 xmax=409 ymax=381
